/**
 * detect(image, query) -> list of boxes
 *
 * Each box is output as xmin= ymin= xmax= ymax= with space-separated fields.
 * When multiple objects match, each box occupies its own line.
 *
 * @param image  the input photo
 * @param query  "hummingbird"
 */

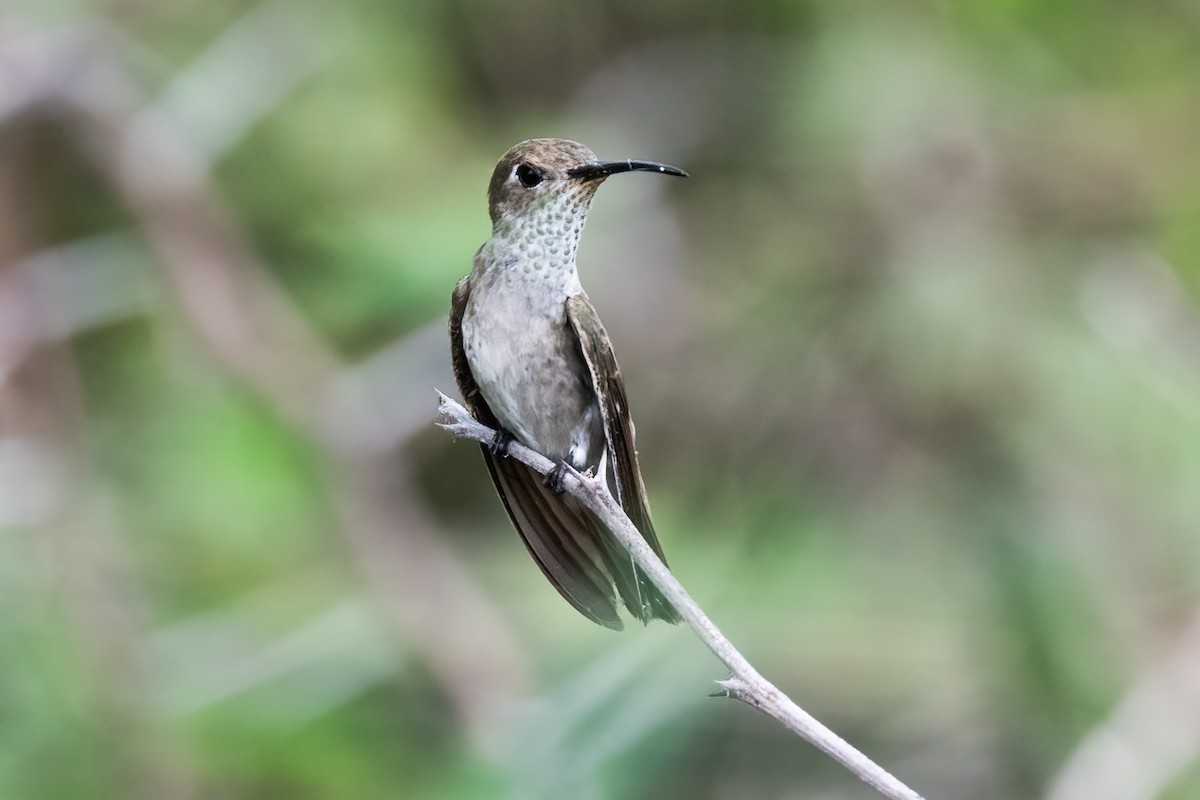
xmin=449 ymin=138 xmax=687 ymax=629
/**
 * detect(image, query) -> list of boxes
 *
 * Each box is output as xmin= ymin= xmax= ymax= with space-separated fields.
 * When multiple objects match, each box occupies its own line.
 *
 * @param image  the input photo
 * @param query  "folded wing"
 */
xmin=566 ymin=292 xmax=680 ymax=624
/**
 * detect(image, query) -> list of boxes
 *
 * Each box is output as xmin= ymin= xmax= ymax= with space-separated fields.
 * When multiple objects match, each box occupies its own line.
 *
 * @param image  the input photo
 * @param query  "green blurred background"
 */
xmin=3 ymin=1 xmax=1200 ymax=798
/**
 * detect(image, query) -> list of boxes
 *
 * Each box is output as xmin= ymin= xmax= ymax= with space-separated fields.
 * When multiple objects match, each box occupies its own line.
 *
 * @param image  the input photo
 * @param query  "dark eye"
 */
xmin=515 ymin=163 xmax=544 ymax=188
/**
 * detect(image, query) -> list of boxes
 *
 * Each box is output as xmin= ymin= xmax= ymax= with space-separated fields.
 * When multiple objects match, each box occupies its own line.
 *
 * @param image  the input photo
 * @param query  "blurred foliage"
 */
xmin=3 ymin=1 xmax=1200 ymax=799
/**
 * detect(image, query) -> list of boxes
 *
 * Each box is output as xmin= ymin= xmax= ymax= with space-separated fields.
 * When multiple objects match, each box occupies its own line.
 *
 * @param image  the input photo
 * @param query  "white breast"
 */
xmin=462 ymin=260 xmax=599 ymax=464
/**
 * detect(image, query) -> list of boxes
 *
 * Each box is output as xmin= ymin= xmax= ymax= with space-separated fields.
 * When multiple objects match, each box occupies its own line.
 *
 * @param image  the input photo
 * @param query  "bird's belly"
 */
xmin=463 ymin=305 xmax=601 ymax=468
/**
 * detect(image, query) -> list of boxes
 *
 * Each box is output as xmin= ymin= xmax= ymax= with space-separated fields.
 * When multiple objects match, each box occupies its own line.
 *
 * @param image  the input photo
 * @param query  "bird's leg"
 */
xmin=544 ymin=461 xmax=570 ymax=494
xmin=487 ymin=428 xmax=516 ymax=457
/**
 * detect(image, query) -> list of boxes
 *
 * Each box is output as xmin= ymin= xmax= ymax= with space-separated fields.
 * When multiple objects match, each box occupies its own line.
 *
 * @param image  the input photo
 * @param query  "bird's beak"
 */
xmin=568 ymin=159 xmax=688 ymax=181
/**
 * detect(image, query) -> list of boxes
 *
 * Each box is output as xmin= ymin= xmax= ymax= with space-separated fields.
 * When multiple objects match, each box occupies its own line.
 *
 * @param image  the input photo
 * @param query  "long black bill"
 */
xmin=568 ymin=159 xmax=688 ymax=181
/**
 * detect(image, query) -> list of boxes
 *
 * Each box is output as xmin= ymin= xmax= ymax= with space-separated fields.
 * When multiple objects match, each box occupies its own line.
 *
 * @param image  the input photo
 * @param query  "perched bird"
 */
xmin=449 ymin=138 xmax=687 ymax=629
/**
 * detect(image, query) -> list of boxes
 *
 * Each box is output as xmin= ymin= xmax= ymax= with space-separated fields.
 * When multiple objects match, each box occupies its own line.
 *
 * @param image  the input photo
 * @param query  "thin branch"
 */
xmin=436 ymin=392 xmax=927 ymax=800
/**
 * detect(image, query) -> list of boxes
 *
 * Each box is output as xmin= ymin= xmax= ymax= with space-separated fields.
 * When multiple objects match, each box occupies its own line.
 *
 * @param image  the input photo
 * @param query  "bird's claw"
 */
xmin=487 ymin=429 xmax=515 ymax=457
xmin=544 ymin=461 xmax=570 ymax=494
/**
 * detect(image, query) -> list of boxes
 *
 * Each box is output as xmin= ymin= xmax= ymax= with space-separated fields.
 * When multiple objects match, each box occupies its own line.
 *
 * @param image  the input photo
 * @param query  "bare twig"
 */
xmin=436 ymin=392 xmax=926 ymax=800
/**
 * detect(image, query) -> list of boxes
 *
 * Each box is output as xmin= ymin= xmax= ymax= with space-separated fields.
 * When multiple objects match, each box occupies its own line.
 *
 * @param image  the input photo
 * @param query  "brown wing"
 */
xmin=567 ymin=292 xmax=681 ymax=624
xmin=450 ymin=276 xmax=624 ymax=629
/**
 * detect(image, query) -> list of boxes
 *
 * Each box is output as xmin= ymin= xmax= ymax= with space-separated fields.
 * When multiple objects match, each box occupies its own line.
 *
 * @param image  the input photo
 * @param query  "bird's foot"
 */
xmin=487 ymin=428 xmax=515 ymax=457
xmin=544 ymin=461 xmax=570 ymax=494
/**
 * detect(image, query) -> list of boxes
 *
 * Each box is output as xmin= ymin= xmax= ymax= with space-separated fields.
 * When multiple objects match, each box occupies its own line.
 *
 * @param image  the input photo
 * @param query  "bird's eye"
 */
xmin=515 ymin=163 xmax=544 ymax=188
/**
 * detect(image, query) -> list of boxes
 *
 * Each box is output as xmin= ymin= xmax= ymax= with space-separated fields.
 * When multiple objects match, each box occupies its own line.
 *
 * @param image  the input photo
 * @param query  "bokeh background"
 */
xmin=3 ymin=1 xmax=1200 ymax=799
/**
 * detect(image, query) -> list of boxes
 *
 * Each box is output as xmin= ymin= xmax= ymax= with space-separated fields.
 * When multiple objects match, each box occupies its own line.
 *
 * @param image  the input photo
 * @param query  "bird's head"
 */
xmin=486 ymin=138 xmax=687 ymax=228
